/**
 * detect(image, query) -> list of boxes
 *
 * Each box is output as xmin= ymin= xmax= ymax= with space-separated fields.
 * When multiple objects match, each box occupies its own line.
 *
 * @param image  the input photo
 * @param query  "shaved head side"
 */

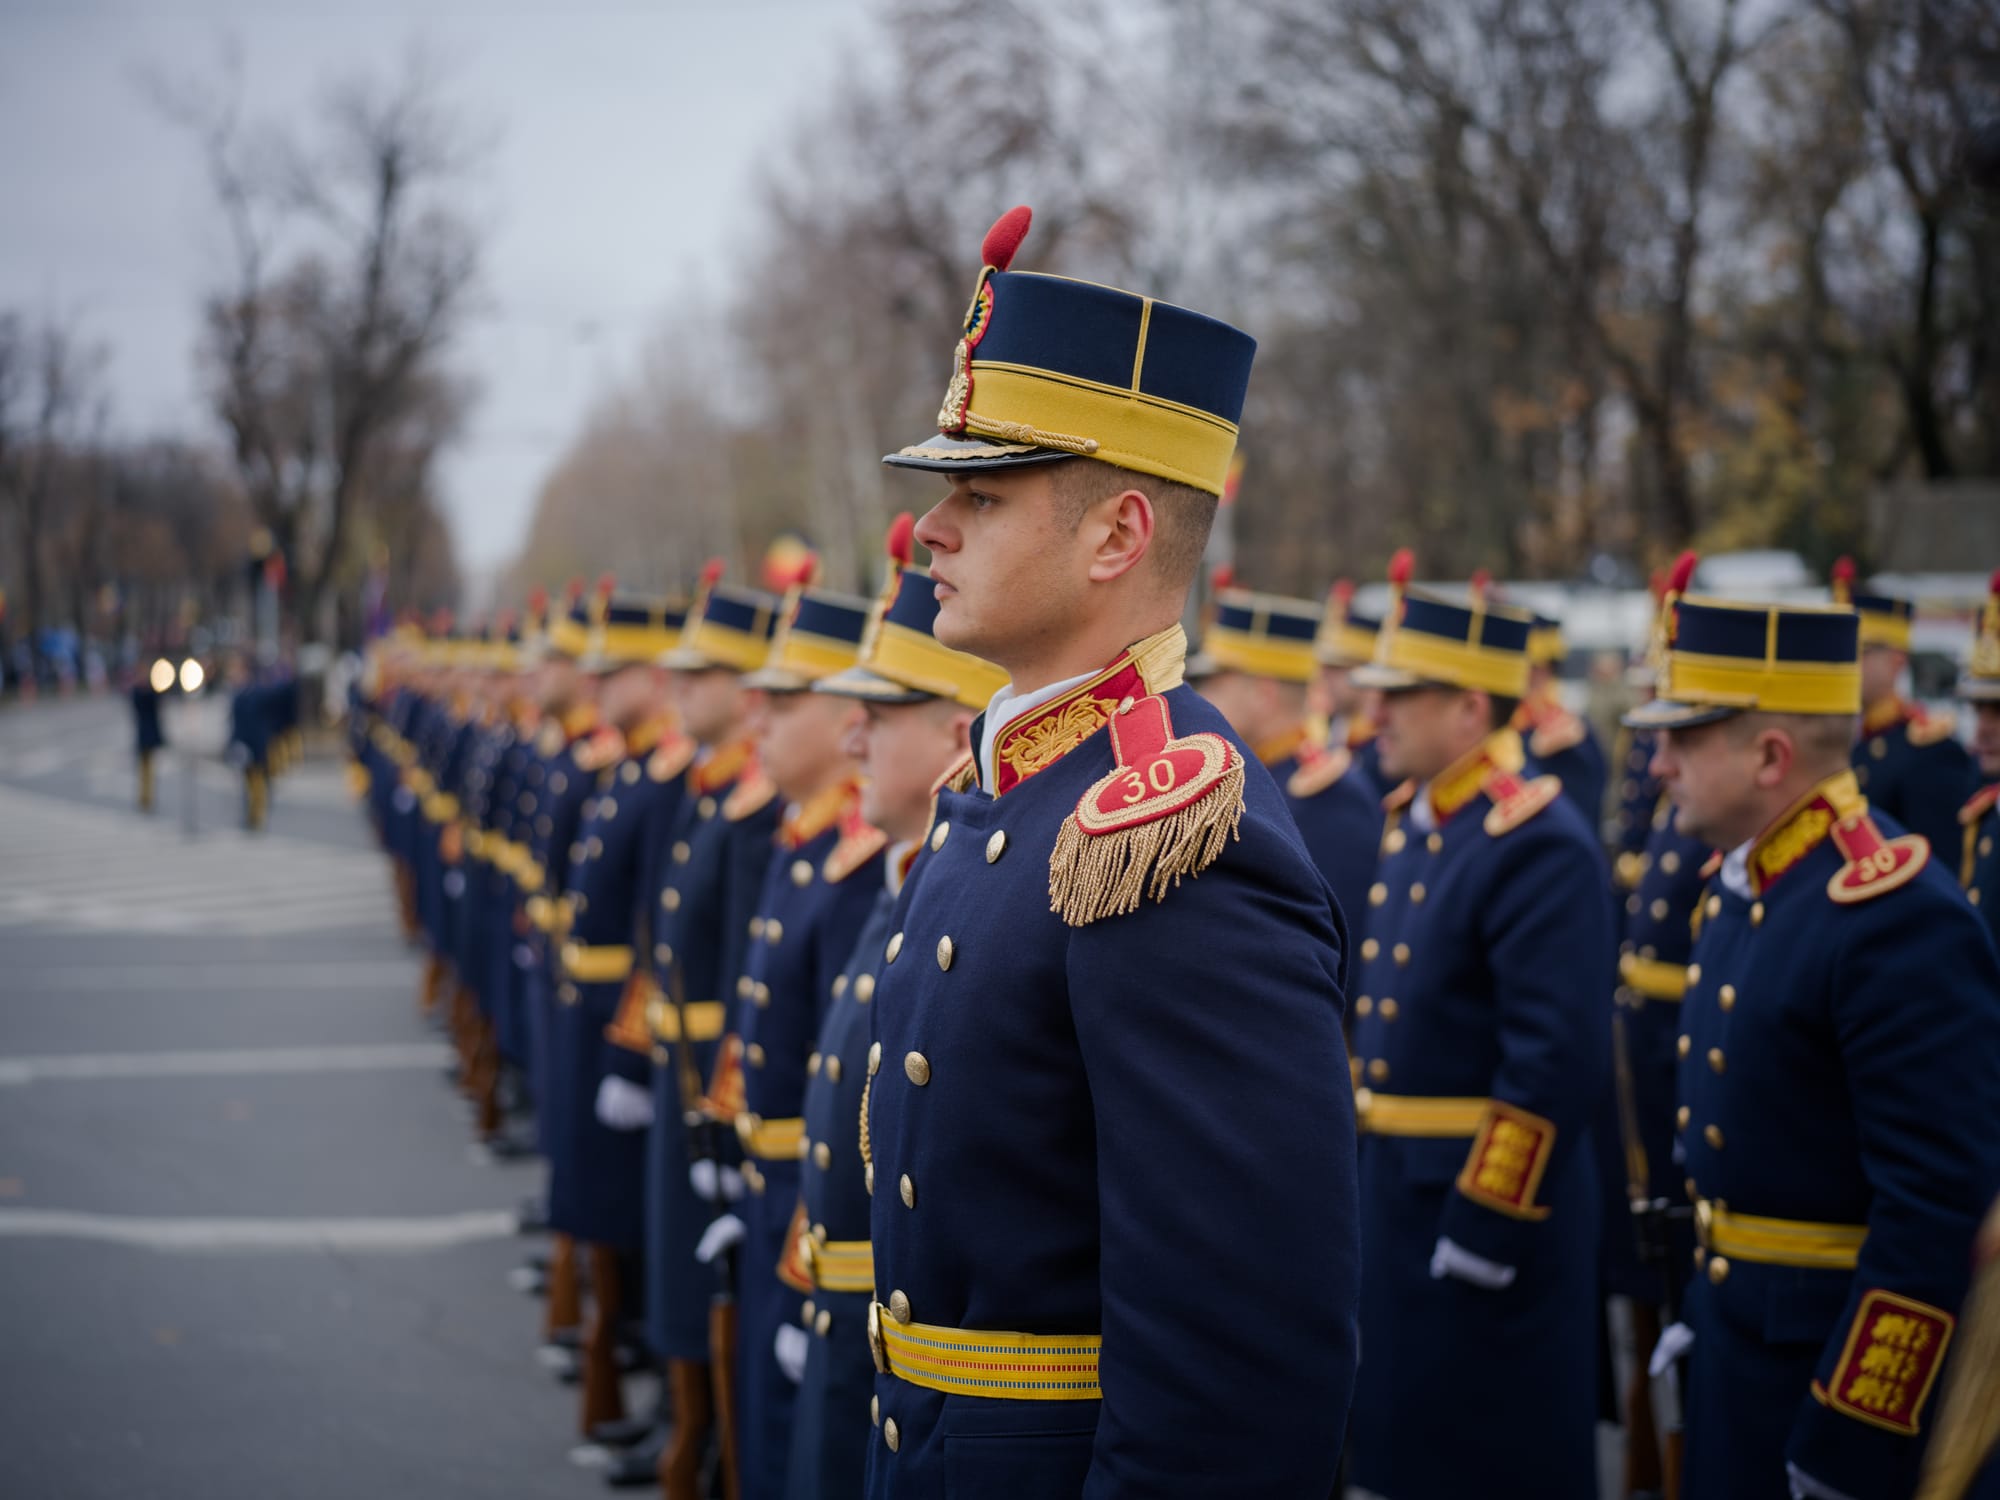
xmin=1049 ymin=457 xmax=1217 ymax=600
xmin=1737 ymin=711 xmax=1858 ymax=776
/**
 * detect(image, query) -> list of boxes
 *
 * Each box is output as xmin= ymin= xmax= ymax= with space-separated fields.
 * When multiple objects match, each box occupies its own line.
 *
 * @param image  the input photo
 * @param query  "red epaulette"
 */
xmin=1963 ymin=784 xmax=2000 ymax=825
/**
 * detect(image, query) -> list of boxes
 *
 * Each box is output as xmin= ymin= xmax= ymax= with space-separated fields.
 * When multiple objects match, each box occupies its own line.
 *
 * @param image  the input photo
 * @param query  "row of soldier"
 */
xmin=350 ymin=203 xmax=2000 ymax=1500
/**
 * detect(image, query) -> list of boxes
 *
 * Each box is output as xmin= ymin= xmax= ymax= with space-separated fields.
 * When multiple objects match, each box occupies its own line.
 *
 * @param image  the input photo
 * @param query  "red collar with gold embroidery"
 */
xmin=780 ymin=778 xmax=860 ymax=849
xmin=987 ymin=627 xmax=1186 ymax=796
xmin=690 ymin=737 xmax=754 ymax=795
xmin=1429 ymin=728 xmax=1526 ymax=824
xmin=1254 ymin=724 xmax=1312 ymax=768
xmin=1861 ymin=696 xmax=1912 ymax=737
xmin=1748 ymin=770 xmax=1865 ymax=894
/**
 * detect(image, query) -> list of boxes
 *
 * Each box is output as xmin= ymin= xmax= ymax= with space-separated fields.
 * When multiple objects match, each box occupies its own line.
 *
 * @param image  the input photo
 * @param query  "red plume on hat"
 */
xmin=596 ymin=572 xmax=616 ymax=598
xmin=1666 ymin=550 xmax=1698 ymax=598
xmin=526 ymin=586 xmax=548 ymax=622
xmin=886 ymin=512 xmax=916 ymax=567
xmin=1990 ymin=565 xmax=2000 ymax=597
xmin=1387 ymin=549 xmax=1415 ymax=589
xmin=1210 ymin=563 xmax=1237 ymax=594
xmin=700 ymin=558 xmax=725 ymax=589
xmin=1831 ymin=555 xmax=1857 ymax=605
xmin=1468 ymin=567 xmax=1492 ymax=604
xmin=983 ymin=206 xmax=1033 ymax=271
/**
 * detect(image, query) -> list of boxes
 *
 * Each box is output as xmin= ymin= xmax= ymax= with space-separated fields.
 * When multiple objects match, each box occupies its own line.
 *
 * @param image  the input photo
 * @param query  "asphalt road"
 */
xmin=0 ymin=695 xmax=601 ymax=1499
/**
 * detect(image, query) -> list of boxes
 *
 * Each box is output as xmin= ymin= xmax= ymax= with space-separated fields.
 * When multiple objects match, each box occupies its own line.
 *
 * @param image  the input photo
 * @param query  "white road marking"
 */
xmin=0 ymin=1042 xmax=453 ymax=1086
xmin=0 ymin=1208 xmax=516 ymax=1252
xmin=16 ymin=962 xmax=417 ymax=991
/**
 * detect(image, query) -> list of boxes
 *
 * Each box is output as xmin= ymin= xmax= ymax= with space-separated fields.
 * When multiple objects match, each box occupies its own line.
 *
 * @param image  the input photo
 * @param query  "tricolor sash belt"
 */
xmin=868 ymin=1302 xmax=1102 ymax=1401
xmin=1695 ymin=1198 xmax=1867 ymax=1270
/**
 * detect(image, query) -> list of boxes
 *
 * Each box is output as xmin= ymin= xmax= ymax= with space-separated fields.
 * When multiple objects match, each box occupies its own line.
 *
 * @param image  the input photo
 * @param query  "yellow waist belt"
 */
xmin=736 ymin=1114 xmax=806 ymax=1162
xmin=562 ymin=943 xmax=633 ymax=984
xmin=868 ymin=1303 xmax=1101 ymax=1401
xmin=806 ymin=1237 xmax=874 ymax=1294
xmin=645 ymin=997 xmax=727 ymax=1043
xmin=1354 ymin=1091 xmax=1486 ymax=1137
xmin=1619 ymin=953 xmax=1689 ymax=1003
xmin=1696 ymin=1199 xmax=1867 ymax=1270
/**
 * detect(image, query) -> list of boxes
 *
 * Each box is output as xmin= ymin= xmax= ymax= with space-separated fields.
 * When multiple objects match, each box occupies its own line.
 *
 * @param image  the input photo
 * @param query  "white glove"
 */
xmin=1429 ymin=1236 xmax=1516 ymax=1290
xmin=1788 ymin=1464 xmax=1859 ymax=1500
xmin=594 ymin=1076 xmax=655 ymax=1132
xmin=1649 ymin=1320 xmax=1695 ymax=1378
xmin=689 ymin=1160 xmax=747 ymax=1203
xmin=695 ymin=1213 xmax=745 ymax=1265
xmin=774 ymin=1323 xmax=809 ymax=1385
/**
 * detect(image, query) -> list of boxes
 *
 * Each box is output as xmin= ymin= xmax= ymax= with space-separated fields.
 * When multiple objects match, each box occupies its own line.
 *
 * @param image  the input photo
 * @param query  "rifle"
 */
xmin=663 ymin=957 xmax=740 ymax=1500
xmin=1612 ymin=1008 xmax=1689 ymax=1500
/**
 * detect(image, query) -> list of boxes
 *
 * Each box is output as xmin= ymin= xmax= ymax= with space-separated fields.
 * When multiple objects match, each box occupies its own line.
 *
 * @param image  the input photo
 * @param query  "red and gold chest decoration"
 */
xmin=1748 ymin=769 xmax=1928 ymax=901
xmin=1048 ymin=694 xmax=1246 ymax=928
xmin=989 ymin=628 xmax=1186 ymax=797
xmin=690 ymin=737 xmax=754 ymax=797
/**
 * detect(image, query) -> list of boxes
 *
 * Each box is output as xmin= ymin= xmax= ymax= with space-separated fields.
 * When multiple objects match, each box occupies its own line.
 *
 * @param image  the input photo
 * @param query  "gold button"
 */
xmin=1708 ymin=1255 xmax=1730 ymax=1284
xmin=1361 ymin=938 xmax=1380 ymax=962
xmin=1367 ymin=1058 xmax=1390 ymax=1083
xmin=673 ymin=840 xmax=691 ymax=863
xmin=737 ymin=976 xmax=754 ymax=1000
xmin=1677 ymin=1035 xmax=1691 ymax=1058
xmin=825 ymin=1056 xmax=842 ymax=1083
xmin=652 ymin=1045 xmax=670 ymax=1065
xmin=1704 ymin=1124 xmax=1724 ymax=1150
xmin=655 ymin=943 xmax=673 ymax=965
xmin=1650 ymin=898 xmax=1669 ymax=920
xmin=1685 ymin=1177 xmax=1698 ymax=1202
xmin=900 ymin=1173 xmax=916 ymax=1208
xmin=986 ymin=830 xmax=1007 ymax=863
xmin=868 ymin=1042 xmax=881 ymax=1076
xmin=1707 ymin=1048 xmax=1725 ymax=1075
xmin=1354 ymin=996 xmax=1373 ymax=1018
xmin=888 ymin=1290 xmax=911 ymax=1324
xmin=1706 ymin=895 xmax=1721 ymax=918
xmin=1409 ymin=882 xmax=1426 ymax=903
xmin=1676 ymin=1106 xmax=1690 ymax=1129
xmin=904 ymin=1052 xmax=931 ymax=1086
xmin=663 ymin=888 xmax=681 ymax=911
xmin=883 ymin=1417 xmax=900 ymax=1452
xmin=855 ymin=974 xmax=876 ymax=1004
xmin=1870 ymin=737 xmax=1887 ymax=760
xmin=886 ymin=932 xmax=903 ymax=964
xmin=1693 ymin=1246 xmax=1706 ymax=1271
xmin=622 ymin=763 xmax=639 ymax=784
xmin=813 ymin=1141 xmax=831 ymax=1169
xmin=1750 ymin=902 xmax=1764 ymax=927
xmin=754 ymin=983 xmax=771 ymax=1009
xmin=1687 ymin=963 xmax=1702 ymax=985
xmin=1972 ymin=888 xmax=1983 ymax=907
xmin=813 ymin=1223 xmax=827 ymax=1244
xmin=1379 ymin=998 xmax=1399 ymax=1021
xmin=802 ymin=1300 xmax=816 ymax=1326
xmin=766 ymin=920 xmax=784 ymax=946
xmin=1719 ymin=984 xmax=1736 ymax=1012
xmin=872 ymin=1395 xmax=880 ymax=1426
xmin=747 ymin=1043 xmax=766 ymax=1068
xmin=815 ymin=1309 xmax=831 ymax=1337
xmin=749 ymin=917 xmax=766 ymax=940
xmin=1393 ymin=943 xmax=1411 ymax=966
xmin=1982 ymin=837 xmax=1993 ymax=857
xmin=698 ymin=796 xmax=717 ymax=819
xmin=1382 ymin=829 xmax=1406 ymax=854
xmin=807 ymin=1052 xmax=822 ymax=1077
xmin=1426 ymin=832 xmax=1443 ymax=854
xmin=931 ymin=821 xmax=950 ymax=852
xmin=1660 ymin=851 xmax=1681 ymax=874
xmin=1626 ymin=893 xmax=1642 ymax=915
xmin=791 ymin=859 xmax=814 ymax=888
xmin=832 ymin=975 xmax=848 ymax=1000
xmin=1368 ymin=882 xmax=1388 ymax=907
xmin=936 ymin=935 xmax=954 ymax=971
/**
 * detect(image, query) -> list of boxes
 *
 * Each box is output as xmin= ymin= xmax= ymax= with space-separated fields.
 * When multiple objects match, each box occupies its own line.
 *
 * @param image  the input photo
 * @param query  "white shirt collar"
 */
xmin=885 ymin=839 xmax=919 ymax=898
xmin=975 ymin=669 xmax=1098 ymax=795
xmin=1408 ymin=787 xmax=1438 ymax=833
xmin=1720 ymin=840 xmax=1753 ymax=900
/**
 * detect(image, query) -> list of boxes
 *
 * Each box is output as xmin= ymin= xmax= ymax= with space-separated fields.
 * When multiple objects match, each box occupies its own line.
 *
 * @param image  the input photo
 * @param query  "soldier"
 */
xmin=780 ymin=514 xmax=1001 ymax=1500
xmin=1344 ymin=550 xmax=1613 ymax=1500
xmin=129 ymin=655 xmax=168 ymax=812
xmin=600 ymin=566 xmax=779 ymax=1493
xmin=863 ymin=205 xmax=1358 ymax=1495
xmin=227 ymin=654 xmax=273 ymax=830
xmin=1957 ymin=568 xmax=2000 ymax=948
xmin=1832 ymin=557 xmax=1975 ymax=857
xmin=1627 ymin=561 xmax=2000 ymax=1498
xmin=1309 ymin=579 xmax=1384 ymax=788
xmin=1516 ymin=610 xmax=1608 ymax=828
xmin=542 ymin=593 xmax=687 ymax=1435
xmin=1190 ymin=581 xmax=1382 ymax=933
xmin=703 ymin=578 xmax=881 ymax=1500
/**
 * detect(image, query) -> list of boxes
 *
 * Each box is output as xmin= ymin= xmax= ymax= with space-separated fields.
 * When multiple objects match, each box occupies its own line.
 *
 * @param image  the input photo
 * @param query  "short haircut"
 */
xmin=1047 ymin=457 xmax=1218 ymax=596
xmin=1734 ymin=710 xmax=1858 ymax=773
xmin=1483 ymin=693 xmax=1521 ymax=732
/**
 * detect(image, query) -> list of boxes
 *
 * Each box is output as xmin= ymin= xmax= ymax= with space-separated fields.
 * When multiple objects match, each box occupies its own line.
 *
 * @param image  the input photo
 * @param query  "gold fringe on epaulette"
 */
xmin=1047 ymin=759 xmax=1245 ymax=927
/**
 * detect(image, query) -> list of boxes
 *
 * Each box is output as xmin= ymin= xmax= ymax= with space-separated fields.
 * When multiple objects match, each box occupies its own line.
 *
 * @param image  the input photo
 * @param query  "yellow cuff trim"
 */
xmin=806 ymin=1238 xmax=874 ymax=1294
xmin=1354 ymin=1091 xmax=1488 ymax=1137
xmin=561 ymin=943 xmax=634 ymax=984
xmin=736 ymin=1114 xmax=805 ymax=1161
xmin=1618 ymin=953 xmax=1689 ymax=1003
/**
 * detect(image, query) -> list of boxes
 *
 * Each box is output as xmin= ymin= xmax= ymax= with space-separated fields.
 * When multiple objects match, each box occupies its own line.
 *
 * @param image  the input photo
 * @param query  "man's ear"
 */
xmin=1083 ymin=488 xmax=1155 ymax=585
xmin=1752 ymin=726 xmax=1795 ymax=788
xmin=948 ymin=707 xmax=975 ymax=755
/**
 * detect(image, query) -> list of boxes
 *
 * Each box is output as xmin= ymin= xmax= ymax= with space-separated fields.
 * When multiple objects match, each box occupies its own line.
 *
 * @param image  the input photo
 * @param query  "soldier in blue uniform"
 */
xmin=1833 ymin=557 xmax=1975 ymax=858
xmin=781 ymin=514 xmax=1001 ymax=1500
xmin=129 ymin=656 xmax=168 ymax=812
xmin=227 ymin=654 xmax=274 ymax=830
xmin=541 ymin=593 xmax=687 ymax=1434
xmin=700 ymin=579 xmax=882 ymax=1500
xmin=864 ymin=205 xmax=1358 ymax=1497
xmin=601 ymin=566 xmax=780 ymax=1492
xmin=1627 ymin=562 xmax=2000 ymax=1499
xmin=1959 ymin=567 xmax=2000 ymax=949
xmin=1190 ymin=582 xmax=1382 ymax=935
xmin=1344 ymin=549 xmax=1613 ymax=1500
xmin=1310 ymin=579 xmax=1384 ymax=788
xmin=1515 ymin=611 xmax=1608 ymax=830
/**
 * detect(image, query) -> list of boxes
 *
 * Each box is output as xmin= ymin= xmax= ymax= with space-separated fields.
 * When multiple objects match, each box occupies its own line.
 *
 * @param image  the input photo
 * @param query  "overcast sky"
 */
xmin=3 ymin=0 xmax=878 ymax=583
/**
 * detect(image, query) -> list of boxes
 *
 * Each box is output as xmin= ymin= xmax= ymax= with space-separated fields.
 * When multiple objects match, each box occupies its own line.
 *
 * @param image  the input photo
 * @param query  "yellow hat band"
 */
xmin=1659 ymin=650 xmax=1860 ymax=715
xmin=758 ymin=628 xmax=862 ymax=686
xmin=1382 ymin=630 xmax=1529 ymax=699
xmin=1201 ymin=626 xmax=1316 ymax=684
xmin=1856 ymin=613 xmax=1912 ymax=652
xmin=679 ymin=620 xmax=772 ymax=674
xmin=588 ymin=623 xmax=678 ymax=666
xmin=965 ymin=361 xmax=1240 ymax=497
xmin=1315 ymin=623 xmax=1378 ymax=667
xmin=545 ymin=616 xmax=591 ymax=658
xmin=865 ymin=622 xmax=1010 ymax=711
